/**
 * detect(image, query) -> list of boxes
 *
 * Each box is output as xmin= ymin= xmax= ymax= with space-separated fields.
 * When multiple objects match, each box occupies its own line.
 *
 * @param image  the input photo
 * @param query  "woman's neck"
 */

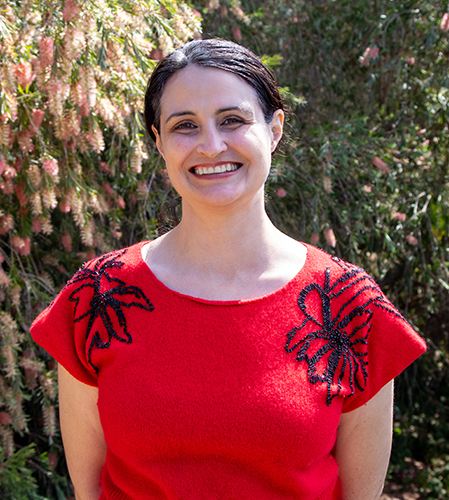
xmin=144 ymin=196 xmax=307 ymax=301
xmin=162 ymin=197 xmax=280 ymax=276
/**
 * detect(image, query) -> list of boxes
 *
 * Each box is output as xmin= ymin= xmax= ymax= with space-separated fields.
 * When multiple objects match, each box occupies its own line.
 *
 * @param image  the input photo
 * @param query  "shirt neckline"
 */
xmin=137 ymin=240 xmax=313 ymax=306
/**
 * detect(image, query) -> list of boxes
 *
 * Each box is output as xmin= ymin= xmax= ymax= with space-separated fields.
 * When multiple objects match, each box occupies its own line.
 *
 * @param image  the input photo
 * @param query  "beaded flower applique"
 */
xmin=285 ymin=255 xmax=407 ymax=406
xmin=67 ymin=249 xmax=154 ymax=373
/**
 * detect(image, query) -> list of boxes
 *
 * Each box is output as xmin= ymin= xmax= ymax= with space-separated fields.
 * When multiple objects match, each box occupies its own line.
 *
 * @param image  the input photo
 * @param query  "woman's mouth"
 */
xmin=191 ymin=163 xmax=242 ymax=176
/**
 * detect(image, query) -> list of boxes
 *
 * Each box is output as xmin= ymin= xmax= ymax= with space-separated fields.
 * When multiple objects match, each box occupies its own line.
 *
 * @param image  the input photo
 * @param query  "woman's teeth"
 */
xmin=194 ymin=163 xmax=240 ymax=175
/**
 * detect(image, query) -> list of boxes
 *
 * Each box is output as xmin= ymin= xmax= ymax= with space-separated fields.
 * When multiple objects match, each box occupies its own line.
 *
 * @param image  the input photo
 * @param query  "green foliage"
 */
xmin=198 ymin=0 xmax=449 ymax=496
xmin=1 ymin=0 xmax=448 ymax=495
xmin=0 ymin=0 xmax=200 ymax=495
xmin=0 ymin=444 xmax=45 ymax=499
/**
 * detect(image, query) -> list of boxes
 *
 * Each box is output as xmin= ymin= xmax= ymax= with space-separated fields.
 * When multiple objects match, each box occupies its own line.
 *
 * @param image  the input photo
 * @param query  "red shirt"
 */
xmin=31 ymin=242 xmax=426 ymax=499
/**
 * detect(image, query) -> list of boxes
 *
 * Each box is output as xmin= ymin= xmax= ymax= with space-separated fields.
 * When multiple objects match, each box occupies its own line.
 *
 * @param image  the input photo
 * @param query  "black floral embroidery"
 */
xmin=285 ymin=257 xmax=407 ymax=406
xmin=67 ymin=249 xmax=154 ymax=373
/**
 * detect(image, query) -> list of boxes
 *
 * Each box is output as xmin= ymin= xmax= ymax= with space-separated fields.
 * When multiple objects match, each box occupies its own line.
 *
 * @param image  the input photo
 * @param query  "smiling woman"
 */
xmin=151 ymin=64 xmax=283 ymax=213
xmin=30 ymin=39 xmax=426 ymax=500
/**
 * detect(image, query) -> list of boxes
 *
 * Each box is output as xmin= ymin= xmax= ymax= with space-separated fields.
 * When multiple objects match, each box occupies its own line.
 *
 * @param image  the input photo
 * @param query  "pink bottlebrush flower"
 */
xmin=17 ymin=130 xmax=35 ymax=153
xmin=70 ymin=82 xmax=83 ymax=106
xmin=46 ymin=80 xmax=63 ymax=115
xmin=100 ymin=162 xmax=111 ymax=174
xmin=406 ymin=234 xmax=418 ymax=246
xmin=42 ymin=159 xmax=59 ymax=177
xmin=14 ymin=62 xmax=35 ymax=88
xmin=61 ymin=232 xmax=72 ymax=252
xmin=324 ymin=228 xmax=337 ymax=247
xmin=32 ymin=218 xmax=41 ymax=233
xmin=0 ymin=178 xmax=14 ymax=195
xmin=373 ymin=156 xmax=391 ymax=174
xmin=30 ymin=109 xmax=44 ymax=131
xmin=14 ymin=157 xmax=22 ymax=172
xmin=369 ymin=47 xmax=379 ymax=58
xmin=0 ymin=158 xmax=6 ymax=175
xmin=63 ymin=0 xmax=80 ymax=22
xmin=0 ymin=214 xmax=14 ymax=235
xmin=111 ymin=229 xmax=122 ymax=239
xmin=310 ymin=232 xmax=319 ymax=245
xmin=4 ymin=125 xmax=14 ymax=148
xmin=80 ymin=99 xmax=90 ymax=117
xmin=59 ymin=196 xmax=71 ymax=213
xmin=0 ymin=412 xmax=12 ymax=425
xmin=441 ymin=13 xmax=449 ymax=31
xmin=21 ymin=237 xmax=31 ymax=256
xmin=0 ymin=268 xmax=11 ymax=286
xmin=2 ymin=165 xmax=17 ymax=178
xmin=407 ymin=57 xmax=415 ymax=65
xmin=150 ymin=48 xmax=162 ymax=60
xmin=39 ymin=37 xmax=54 ymax=67
xmin=63 ymin=28 xmax=86 ymax=60
xmin=116 ymin=195 xmax=126 ymax=209
xmin=392 ymin=212 xmax=406 ymax=221
xmin=11 ymin=235 xmax=30 ymax=255
xmin=232 ymin=27 xmax=242 ymax=42
xmin=103 ymin=183 xmax=115 ymax=198
xmin=360 ymin=47 xmax=371 ymax=66
xmin=276 ymin=188 xmax=287 ymax=198
xmin=15 ymin=183 xmax=28 ymax=207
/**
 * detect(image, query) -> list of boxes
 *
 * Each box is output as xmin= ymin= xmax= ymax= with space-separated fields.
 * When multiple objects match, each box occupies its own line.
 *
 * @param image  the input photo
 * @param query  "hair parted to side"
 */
xmin=144 ymin=38 xmax=284 ymax=142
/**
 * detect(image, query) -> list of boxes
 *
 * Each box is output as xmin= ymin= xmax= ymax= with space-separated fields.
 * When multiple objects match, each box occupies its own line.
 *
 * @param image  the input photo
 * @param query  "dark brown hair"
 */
xmin=144 ymin=39 xmax=284 ymax=141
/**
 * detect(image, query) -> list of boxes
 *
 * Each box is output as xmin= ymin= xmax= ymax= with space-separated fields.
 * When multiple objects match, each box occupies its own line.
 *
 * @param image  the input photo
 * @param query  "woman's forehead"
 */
xmin=159 ymin=64 xmax=261 ymax=117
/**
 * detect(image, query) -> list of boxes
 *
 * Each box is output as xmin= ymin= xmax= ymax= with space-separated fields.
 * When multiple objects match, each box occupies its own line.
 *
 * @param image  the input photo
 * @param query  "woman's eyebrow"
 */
xmin=166 ymin=111 xmax=195 ymax=124
xmin=165 ymin=104 xmax=253 ymax=124
xmin=216 ymin=105 xmax=253 ymax=116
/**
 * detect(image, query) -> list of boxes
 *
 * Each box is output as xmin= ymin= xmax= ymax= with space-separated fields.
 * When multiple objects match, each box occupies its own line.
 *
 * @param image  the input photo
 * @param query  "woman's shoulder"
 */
xmin=57 ymin=241 xmax=149 ymax=295
xmin=300 ymin=243 xmax=367 ymax=283
xmin=74 ymin=241 xmax=149 ymax=276
xmin=33 ymin=241 xmax=152 ymax=335
xmin=30 ymin=241 xmax=155 ymax=385
xmin=298 ymin=243 xmax=409 ymax=324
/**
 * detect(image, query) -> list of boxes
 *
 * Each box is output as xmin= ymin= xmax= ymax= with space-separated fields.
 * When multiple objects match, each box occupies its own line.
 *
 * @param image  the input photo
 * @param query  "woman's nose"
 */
xmin=196 ymin=126 xmax=227 ymax=158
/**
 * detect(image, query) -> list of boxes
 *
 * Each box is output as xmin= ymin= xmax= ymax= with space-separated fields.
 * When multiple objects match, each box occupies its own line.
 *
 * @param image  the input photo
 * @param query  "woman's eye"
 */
xmin=173 ymin=122 xmax=196 ymax=131
xmin=222 ymin=117 xmax=244 ymax=126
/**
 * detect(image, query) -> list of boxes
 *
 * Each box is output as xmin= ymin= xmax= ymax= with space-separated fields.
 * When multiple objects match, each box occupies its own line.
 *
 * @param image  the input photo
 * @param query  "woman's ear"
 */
xmin=270 ymin=109 xmax=284 ymax=153
xmin=152 ymin=125 xmax=165 ymax=159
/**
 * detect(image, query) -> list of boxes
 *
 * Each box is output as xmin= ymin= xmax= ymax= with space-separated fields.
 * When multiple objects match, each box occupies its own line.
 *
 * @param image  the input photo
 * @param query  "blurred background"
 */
xmin=0 ymin=0 xmax=447 ymax=498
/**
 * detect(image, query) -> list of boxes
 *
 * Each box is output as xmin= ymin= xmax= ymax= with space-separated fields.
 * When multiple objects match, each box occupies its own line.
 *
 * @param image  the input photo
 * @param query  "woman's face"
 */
xmin=153 ymin=64 xmax=284 ymax=211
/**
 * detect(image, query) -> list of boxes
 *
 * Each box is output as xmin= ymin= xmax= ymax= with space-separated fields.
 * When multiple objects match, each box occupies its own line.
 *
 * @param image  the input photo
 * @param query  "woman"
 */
xmin=31 ymin=39 xmax=426 ymax=500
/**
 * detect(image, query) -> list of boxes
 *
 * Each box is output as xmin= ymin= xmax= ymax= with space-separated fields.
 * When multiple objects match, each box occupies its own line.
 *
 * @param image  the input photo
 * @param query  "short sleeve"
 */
xmin=30 ymin=275 xmax=99 ymax=387
xmin=286 ymin=246 xmax=427 ymax=413
xmin=338 ymin=266 xmax=427 ymax=413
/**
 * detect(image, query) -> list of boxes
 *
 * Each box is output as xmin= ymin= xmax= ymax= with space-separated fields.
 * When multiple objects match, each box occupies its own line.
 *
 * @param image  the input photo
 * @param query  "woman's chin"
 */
xmin=185 ymin=186 xmax=261 ymax=212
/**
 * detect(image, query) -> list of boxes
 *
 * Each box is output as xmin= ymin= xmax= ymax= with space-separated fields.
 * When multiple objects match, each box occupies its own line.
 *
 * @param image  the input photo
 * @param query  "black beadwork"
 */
xmin=285 ymin=256 xmax=408 ymax=406
xmin=67 ymin=249 xmax=154 ymax=373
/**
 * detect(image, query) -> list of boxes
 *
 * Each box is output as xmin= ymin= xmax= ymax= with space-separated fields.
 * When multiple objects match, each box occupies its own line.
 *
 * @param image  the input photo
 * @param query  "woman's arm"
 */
xmin=58 ymin=364 xmax=107 ymax=500
xmin=332 ymin=380 xmax=394 ymax=500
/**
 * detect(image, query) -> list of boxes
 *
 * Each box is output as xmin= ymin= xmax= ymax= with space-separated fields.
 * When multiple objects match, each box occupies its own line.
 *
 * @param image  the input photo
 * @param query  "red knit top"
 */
xmin=31 ymin=242 xmax=426 ymax=500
